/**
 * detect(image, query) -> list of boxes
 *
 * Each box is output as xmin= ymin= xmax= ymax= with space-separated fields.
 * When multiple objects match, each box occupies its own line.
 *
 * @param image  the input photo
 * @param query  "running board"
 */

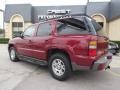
xmin=18 ymin=54 xmax=48 ymax=66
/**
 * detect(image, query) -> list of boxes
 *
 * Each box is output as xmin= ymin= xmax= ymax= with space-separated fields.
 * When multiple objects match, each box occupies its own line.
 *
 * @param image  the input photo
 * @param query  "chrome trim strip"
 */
xmin=18 ymin=48 xmax=45 ymax=53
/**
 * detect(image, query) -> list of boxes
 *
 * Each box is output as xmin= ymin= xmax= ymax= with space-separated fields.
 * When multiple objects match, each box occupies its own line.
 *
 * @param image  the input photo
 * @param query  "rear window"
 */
xmin=85 ymin=17 xmax=108 ymax=37
xmin=56 ymin=17 xmax=89 ymax=35
xmin=91 ymin=20 xmax=108 ymax=37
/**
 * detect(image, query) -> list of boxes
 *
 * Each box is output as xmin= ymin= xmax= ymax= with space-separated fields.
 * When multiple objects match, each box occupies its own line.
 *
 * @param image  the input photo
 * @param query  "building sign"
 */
xmin=47 ymin=9 xmax=71 ymax=15
xmin=38 ymin=9 xmax=71 ymax=21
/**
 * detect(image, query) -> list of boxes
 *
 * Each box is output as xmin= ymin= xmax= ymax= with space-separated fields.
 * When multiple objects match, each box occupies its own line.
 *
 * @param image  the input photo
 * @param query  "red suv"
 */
xmin=8 ymin=14 xmax=112 ymax=81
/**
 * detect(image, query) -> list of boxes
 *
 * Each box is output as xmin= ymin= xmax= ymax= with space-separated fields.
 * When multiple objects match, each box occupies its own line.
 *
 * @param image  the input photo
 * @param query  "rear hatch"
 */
xmin=92 ymin=19 xmax=109 ymax=58
xmin=97 ymin=36 xmax=108 ymax=58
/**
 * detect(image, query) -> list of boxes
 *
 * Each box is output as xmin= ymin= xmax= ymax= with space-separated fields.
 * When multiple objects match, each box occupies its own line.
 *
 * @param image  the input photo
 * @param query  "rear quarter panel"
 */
xmin=50 ymin=35 xmax=92 ymax=66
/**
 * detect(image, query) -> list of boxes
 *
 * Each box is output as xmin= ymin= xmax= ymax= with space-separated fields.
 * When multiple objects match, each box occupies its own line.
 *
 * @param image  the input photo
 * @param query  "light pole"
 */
xmin=0 ymin=9 xmax=5 ymax=37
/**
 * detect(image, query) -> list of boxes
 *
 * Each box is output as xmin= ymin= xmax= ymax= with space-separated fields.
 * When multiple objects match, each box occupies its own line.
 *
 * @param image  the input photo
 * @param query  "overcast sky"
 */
xmin=0 ymin=0 xmax=111 ymax=29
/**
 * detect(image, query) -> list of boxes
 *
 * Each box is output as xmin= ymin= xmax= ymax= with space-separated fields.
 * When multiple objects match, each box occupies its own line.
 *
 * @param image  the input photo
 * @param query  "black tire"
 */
xmin=9 ymin=47 xmax=19 ymax=62
xmin=113 ymin=53 xmax=116 ymax=55
xmin=48 ymin=53 xmax=72 ymax=81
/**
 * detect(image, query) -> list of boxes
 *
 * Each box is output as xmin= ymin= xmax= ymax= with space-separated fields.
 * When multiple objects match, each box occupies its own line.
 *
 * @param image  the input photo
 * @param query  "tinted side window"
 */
xmin=23 ymin=25 xmax=35 ymax=37
xmin=37 ymin=23 xmax=52 ymax=36
xmin=57 ymin=23 xmax=89 ymax=35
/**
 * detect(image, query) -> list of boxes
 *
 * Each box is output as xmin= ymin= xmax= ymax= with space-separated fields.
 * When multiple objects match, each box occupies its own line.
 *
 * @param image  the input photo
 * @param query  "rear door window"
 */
xmin=37 ymin=22 xmax=52 ymax=36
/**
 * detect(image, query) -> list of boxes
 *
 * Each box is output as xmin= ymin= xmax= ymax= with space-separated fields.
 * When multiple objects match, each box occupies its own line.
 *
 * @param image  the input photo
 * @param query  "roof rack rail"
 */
xmin=38 ymin=13 xmax=89 ymax=22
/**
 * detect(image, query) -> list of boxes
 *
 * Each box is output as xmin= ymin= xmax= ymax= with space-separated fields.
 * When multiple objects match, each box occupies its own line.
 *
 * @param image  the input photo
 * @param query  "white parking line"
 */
xmin=106 ymin=69 xmax=120 ymax=77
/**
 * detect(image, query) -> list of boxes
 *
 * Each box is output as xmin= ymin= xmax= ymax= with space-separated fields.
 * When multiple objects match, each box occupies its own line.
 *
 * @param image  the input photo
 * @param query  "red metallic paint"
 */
xmin=8 ymin=20 xmax=110 ymax=70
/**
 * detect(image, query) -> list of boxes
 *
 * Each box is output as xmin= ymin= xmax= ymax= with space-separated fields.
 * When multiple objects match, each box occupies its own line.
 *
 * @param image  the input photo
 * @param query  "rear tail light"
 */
xmin=89 ymin=41 xmax=97 ymax=57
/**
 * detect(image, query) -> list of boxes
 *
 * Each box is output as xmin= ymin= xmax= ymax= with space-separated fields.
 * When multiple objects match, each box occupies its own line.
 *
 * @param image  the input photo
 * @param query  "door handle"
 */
xmin=45 ymin=40 xmax=49 ymax=42
xmin=45 ymin=40 xmax=48 ymax=42
xmin=29 ymin=40 xmax=32 ymax=43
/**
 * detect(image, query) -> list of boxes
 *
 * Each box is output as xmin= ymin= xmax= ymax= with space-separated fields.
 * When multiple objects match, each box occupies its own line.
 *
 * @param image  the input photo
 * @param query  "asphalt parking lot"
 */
xmin=0 ymin=44 xmax=120 ymax=90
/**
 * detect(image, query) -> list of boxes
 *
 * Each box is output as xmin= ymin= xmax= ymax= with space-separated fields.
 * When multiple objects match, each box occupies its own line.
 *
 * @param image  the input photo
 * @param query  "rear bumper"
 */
xmin=91 ymin=53 xmax=112 ymax=71
xmin=72 ymin=53 xmax=112 ymax=71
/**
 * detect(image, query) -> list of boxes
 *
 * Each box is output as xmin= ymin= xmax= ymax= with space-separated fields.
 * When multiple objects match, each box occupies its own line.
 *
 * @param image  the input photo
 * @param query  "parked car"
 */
xmin=8 ymin=14 xmax=112 ymax=81
xmin=108 ymin=41 xmax=119 ymax=55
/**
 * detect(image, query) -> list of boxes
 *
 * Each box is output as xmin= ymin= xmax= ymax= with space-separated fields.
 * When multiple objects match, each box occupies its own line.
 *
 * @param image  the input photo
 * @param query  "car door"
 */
xmin=17 ymin=25 xmax=36 ymax=57
xmin=28 ymin=22 xmax=53 ymax=60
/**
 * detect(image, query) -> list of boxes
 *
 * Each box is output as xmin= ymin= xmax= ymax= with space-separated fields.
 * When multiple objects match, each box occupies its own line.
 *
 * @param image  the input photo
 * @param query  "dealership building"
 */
xmin=4 ymin=0 xmax=120 ymax=41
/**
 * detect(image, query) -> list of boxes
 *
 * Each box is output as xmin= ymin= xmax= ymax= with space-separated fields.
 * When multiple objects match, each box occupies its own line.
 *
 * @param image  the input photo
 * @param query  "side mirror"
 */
xmin=20 ymin=33 xmax=24 ymax=38
xmin=13 ymin=32 xmax=23 ymax=38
